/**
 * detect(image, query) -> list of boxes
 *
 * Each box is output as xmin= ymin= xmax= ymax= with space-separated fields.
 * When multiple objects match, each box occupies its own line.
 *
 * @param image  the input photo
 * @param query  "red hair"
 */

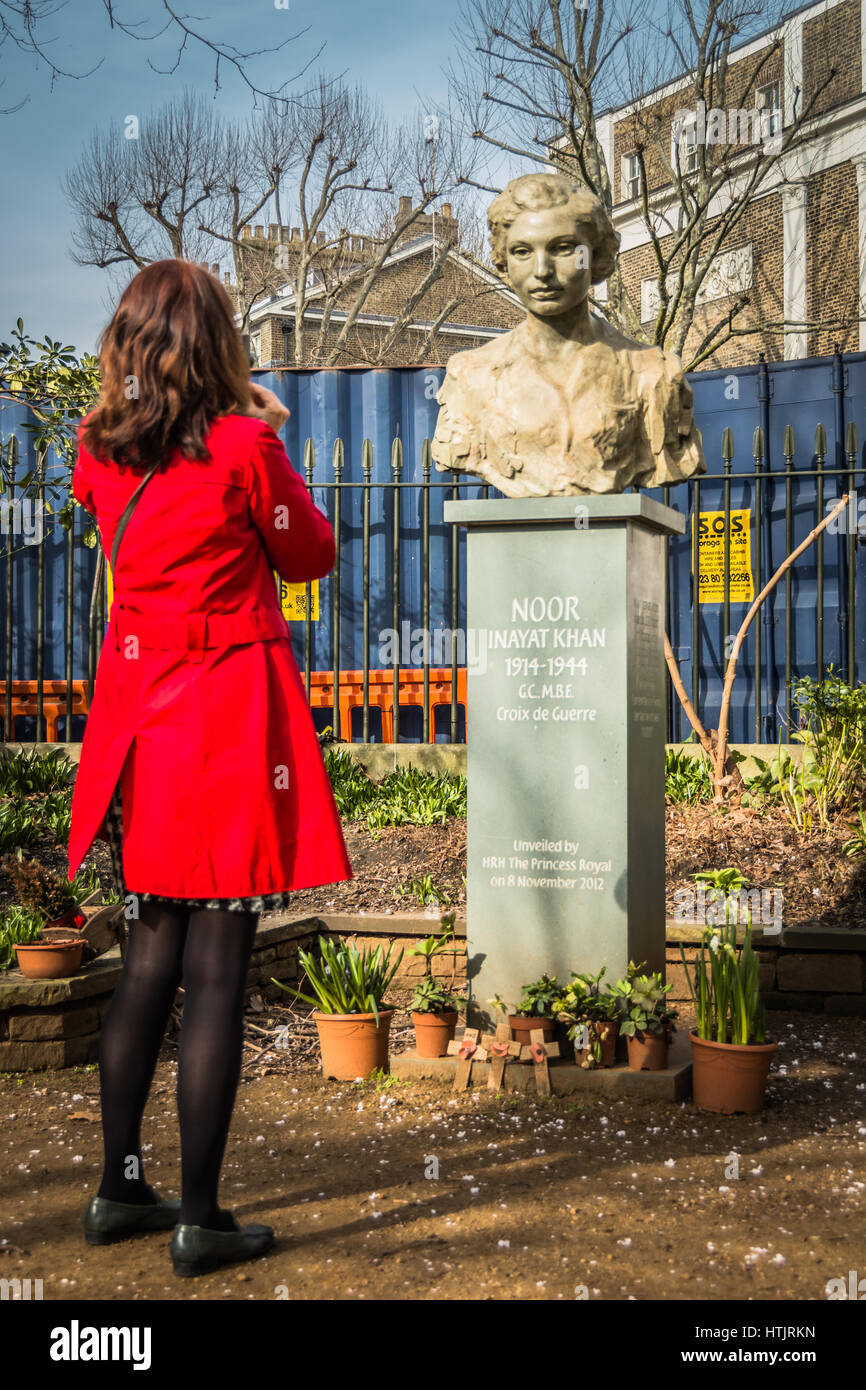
xmin=83 ymin=259 xmax=251 ymax=471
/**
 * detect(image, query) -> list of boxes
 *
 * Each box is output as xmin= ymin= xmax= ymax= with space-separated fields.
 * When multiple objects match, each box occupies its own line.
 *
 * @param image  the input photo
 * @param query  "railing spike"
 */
xmin=845 ymin=420 xmax=858 ymax=455
xmin=752 ymin=425 xmax=764 ymax=460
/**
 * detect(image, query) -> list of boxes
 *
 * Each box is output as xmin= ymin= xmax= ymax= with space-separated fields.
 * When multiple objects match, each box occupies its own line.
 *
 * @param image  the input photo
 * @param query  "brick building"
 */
xmin=587 ymin=0 xmax=866 ymax=367
xmin=230 ymin=196 xmax=523 ymax=368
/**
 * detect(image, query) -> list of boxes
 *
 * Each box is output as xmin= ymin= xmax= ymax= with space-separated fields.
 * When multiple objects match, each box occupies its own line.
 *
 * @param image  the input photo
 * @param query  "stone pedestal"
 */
xmin=443 ymin=494 xmax=685 ymax=1025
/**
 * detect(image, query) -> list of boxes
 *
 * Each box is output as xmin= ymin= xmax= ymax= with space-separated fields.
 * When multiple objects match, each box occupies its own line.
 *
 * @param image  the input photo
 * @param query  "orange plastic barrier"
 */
xmin=1 ymin=680 xmax=91 ymax=743
xmin=306 ymin=669 xmax=467 ymax=742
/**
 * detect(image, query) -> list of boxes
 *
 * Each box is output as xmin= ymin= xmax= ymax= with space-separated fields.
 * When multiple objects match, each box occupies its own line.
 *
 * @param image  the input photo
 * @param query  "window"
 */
xmin=756 ymin=81 xmax=781 ymax=137
xmin=672 ymin=118 xmax=699 ymax=174
xmin=682 ymin=122 xmax=699 ymax=172
xmin=622 ymin=152 xmax=642 ymax=201
xmin=250 ymin=331 xmax=262 ymax=366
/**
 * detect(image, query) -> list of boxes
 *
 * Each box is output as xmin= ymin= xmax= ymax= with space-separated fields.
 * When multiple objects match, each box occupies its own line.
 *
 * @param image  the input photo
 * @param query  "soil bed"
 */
xmin=4 ymin=804 xmax=864 ymax=930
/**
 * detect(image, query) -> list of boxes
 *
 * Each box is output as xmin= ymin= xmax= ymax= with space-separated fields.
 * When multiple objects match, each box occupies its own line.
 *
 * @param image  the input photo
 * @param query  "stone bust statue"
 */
xmin=431 ymin=173 xmax=706 ymax=495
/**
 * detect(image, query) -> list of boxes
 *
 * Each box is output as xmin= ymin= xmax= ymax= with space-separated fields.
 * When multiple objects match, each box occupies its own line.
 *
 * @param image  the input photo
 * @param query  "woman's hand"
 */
xmin=244 ymin=381 xmax=291 ymax=434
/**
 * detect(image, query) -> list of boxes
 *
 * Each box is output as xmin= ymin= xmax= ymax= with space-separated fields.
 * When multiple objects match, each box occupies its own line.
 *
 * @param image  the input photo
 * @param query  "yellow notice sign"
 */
xmin=693 ymin=509 xmax=754 ymax=604
xmin=278 ymin=576 xmax=319 ymax=621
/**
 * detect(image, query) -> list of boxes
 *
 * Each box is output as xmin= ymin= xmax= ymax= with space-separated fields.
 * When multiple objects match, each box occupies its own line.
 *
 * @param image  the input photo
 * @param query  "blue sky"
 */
xmin=0 ymin=0 xmax=467 ymax=352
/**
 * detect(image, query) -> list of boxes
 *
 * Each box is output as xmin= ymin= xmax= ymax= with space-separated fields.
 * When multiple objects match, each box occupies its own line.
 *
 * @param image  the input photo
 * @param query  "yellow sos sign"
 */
xmin=692 ymin=509 xmax=754 ymax=604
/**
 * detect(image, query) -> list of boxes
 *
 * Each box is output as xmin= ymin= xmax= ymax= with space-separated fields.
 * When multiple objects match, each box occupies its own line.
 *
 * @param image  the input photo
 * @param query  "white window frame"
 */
xmin=622 ymin=151 xmax=642 ymax=202
xmin=756 ymin=80 xmax=782 ymax=137
xmin=671 ymin=116 xmax=699 ymax=175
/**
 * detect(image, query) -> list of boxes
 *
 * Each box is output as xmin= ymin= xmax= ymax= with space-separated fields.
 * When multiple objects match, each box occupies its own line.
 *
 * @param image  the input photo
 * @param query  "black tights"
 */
xmin=96 ymin=900 xmax=259 ymax=1230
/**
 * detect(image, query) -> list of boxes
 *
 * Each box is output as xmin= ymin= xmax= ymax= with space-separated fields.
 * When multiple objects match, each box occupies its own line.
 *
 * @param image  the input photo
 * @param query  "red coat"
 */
xmin=67 ymin=413 xmax=352 ymax=898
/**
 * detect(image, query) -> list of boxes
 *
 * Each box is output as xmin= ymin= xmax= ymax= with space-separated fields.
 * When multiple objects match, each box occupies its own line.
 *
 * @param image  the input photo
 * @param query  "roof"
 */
xmin=247 ymin=233 xmax=521 ymax=323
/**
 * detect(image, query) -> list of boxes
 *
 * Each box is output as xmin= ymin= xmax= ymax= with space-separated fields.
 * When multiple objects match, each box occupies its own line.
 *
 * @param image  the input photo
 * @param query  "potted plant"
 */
xmin=507 ymin=973 xmax=560 ymax=1045
xmin=555 ymin=968 xmax=621 ymax=1068
xmin=0 ymin=853 xmax=86 ymax=979
xmin=406 ymin=915 xmax=464 ymax=1057
xmin=613 ymin=962 xmax=678 ymax=1071
xmin=409 ymin=977 xmax=465 ymax=1057
xmin=272 ymin=935 xmax=403 ymax=1080
xmin=680 ymin=870 xmax=777 ymax=1114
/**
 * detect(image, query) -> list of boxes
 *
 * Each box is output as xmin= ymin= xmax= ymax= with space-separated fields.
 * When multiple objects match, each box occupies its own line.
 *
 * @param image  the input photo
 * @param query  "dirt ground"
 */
xmin=2 ymin=1006 xmax=865 ymax=1301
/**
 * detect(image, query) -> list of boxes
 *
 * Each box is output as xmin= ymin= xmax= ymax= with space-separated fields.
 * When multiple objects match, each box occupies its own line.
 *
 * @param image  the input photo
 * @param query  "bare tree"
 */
xmin=64 ymin=90 xmax=224 ymax=274
xmin=451 ymin=0 xmax=851 ymax=368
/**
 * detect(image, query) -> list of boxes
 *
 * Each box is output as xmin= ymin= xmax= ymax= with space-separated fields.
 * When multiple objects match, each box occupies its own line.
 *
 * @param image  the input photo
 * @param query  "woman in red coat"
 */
xmin=69 ymin=259 xmax=352 ymax=1277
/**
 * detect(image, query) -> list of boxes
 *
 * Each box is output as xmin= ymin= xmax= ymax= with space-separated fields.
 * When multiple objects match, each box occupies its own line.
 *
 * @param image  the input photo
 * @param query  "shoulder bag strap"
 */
xmin=110 ymin=462 xmax=160 ymax=573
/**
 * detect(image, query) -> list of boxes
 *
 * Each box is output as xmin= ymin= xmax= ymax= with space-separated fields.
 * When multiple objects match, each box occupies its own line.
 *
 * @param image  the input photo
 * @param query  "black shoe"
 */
xmin=170 ymin=1220 xmax=275 ymax=1277
xmin=85 ymin=1193 xmax=181 ymax=1245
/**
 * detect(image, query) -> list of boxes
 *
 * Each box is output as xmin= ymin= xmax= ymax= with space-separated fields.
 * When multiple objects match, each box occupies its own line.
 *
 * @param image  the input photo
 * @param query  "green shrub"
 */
xmin=0 ymin=799 xmax=40 ymax=852
xmin=0 ymin=748 xmax=74 ymax=795
xmin=325 ymin=751 xmax=467 ymax=827
xmin=0 ymin=905 xmax=42 ymax=971
xmin=272 ymin=935 xmax=404 ymax=1024
xmin=665 ymin=749 xmax=713 ymax=804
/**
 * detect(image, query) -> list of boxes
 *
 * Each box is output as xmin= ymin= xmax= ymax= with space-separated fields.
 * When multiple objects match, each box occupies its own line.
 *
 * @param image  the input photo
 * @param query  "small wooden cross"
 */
xmin=519 ymin=1027 xmax=560 ymax=1095
xmin=447 ymin=1027 xmax=488 ymax=1091
xmin=480 ymin=1021 xmax=522 ymax=1091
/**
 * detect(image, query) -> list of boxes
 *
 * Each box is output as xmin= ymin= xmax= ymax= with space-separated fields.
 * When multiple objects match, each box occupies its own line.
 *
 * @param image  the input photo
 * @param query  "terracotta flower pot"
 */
xmin=508 ymin=1014 xmax=556 ymax=1046
xmin=689 ymin=1030 xmax=778 ymax=1114
xmin=412 ymin=1010 xmax=458 ymax=1059
xmin=14 ymin=938 xmax=85 ymax=980
xmin=314 ymin=1008 xmax=394 ymax=1080
xmin=626 ymin=1029 xmax=670 ymax=1072
xmin=575 ymin=1019 xmax=619 ymax=1068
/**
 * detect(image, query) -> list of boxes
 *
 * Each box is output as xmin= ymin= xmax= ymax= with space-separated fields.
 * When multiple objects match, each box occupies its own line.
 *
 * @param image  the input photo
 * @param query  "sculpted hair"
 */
xmin=488 ymin=174 xmax=620 ymax=284
xmin=82 ymin=259 xmax=252 ymax=472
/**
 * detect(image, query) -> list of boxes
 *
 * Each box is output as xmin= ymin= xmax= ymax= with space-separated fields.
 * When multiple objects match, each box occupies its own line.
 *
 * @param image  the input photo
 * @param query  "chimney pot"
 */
xmin=291 ymin=226 xmax=300 ymax=240
xmin=254 ymin=225 xmax=264 ymax=238
xmin=442 ymin=203 xmax=452 ymax=219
